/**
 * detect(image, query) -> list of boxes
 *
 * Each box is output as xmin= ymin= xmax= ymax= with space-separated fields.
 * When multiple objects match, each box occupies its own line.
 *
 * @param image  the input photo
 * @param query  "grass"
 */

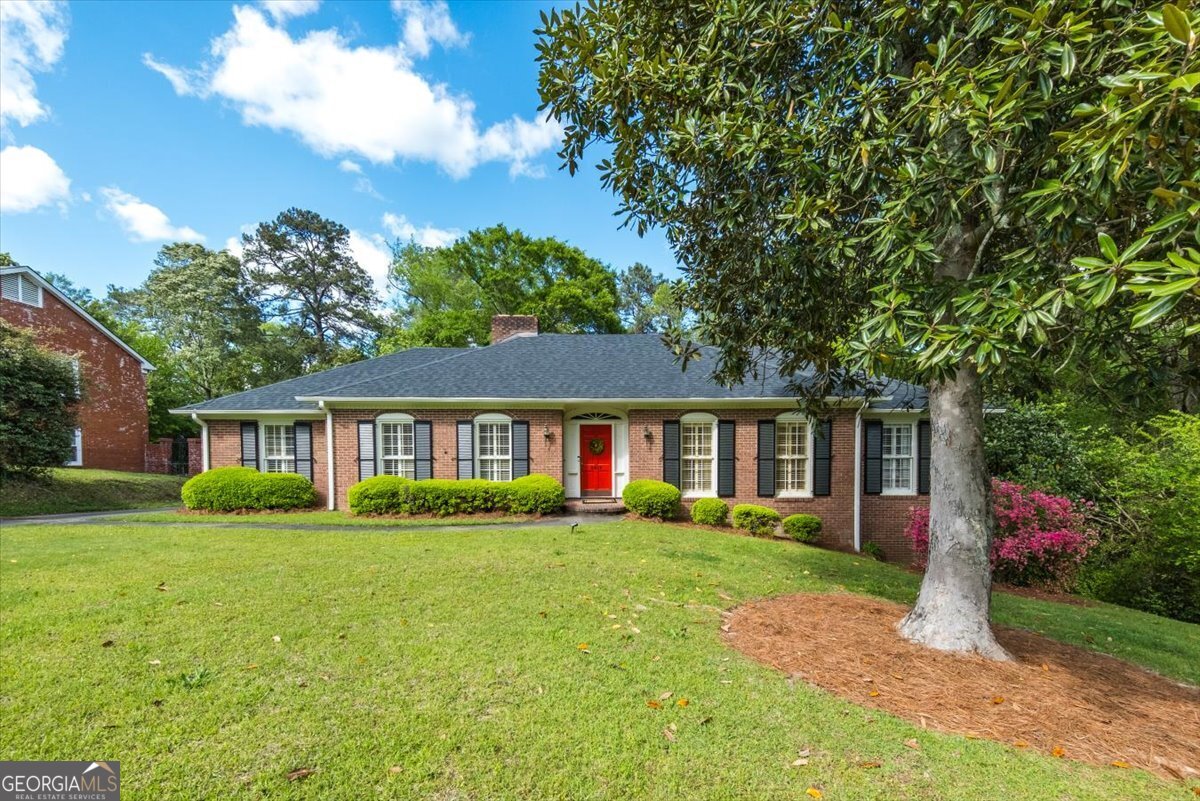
xmin=0 ymin=468 xmax=186 ymax=517
xmin=1 ymin=520 xmax=1196 ymax=800
xmin=108 ymin=509 xmax=534 ymax=527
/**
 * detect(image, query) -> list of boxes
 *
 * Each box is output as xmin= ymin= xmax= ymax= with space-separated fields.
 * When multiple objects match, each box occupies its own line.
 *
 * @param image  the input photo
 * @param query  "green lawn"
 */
xmin=1 ymin=521 xmax=1195 ymax=800
xmin=109 ymin=509 xmax=534 ymax=527
xmin=0 ymin=468 xmax=187 ymax=517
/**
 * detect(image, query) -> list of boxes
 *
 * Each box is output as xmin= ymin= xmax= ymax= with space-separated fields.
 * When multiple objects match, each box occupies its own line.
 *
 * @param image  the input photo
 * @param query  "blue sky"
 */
xmin=0 ymin=0 xmax=679 ymax=297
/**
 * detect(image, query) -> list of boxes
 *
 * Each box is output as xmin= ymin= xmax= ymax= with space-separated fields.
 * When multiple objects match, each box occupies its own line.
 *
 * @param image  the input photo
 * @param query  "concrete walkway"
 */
xmin=0 ymin=509 xmax=628 ymax=534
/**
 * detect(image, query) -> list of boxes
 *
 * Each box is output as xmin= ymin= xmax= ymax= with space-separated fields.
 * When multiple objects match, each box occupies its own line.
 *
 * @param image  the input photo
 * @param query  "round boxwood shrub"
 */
xmin=508 ymin=474 xmax=566 ymax=514
xmin=782 ymin=513 xmax=822 ymax=543
xmin=732 ymin=504 xmax=781 ymax=536
xmin=347 ymin=475 xmax=413 ymax=515
xmin=182 ymin=466 xmax=317 ymax=512
xmin=690 ymin=497 xmax=728 ymax=526
xmin=622 ymin=479 xmax=681 ymax=519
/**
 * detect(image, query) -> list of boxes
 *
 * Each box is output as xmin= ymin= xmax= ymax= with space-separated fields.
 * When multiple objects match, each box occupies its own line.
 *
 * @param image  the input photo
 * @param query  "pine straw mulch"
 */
xmin=722 ymin=592 xmax=1200 ymax=782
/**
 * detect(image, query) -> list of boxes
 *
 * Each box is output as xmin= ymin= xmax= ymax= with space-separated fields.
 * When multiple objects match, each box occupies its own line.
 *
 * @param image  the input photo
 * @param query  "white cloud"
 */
xmin=100 ymin=187 xmax=205 ymax=243
xmin=144 ymin=5 xmax=561 ymax=178
xmin=392 ymin=0 xmax=467 ymax=58
xmin=0 ymin=0 xmax=68 ymax=129
xmin=0 ymin=144 xmax=70 ymax=212
xmin=348 ymin=229 xmax=393 ymax=292
xmin=337 ymin=158 xmax=362 ymax=174
xmin=381 ymin=211 xmax=458 ymax=248
xmin=260 ymin=0 xmax=321 ymax=23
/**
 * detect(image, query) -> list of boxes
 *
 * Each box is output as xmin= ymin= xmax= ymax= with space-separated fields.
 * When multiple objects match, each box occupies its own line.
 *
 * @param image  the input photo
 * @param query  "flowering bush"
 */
xmin=905 ymin=479 xmax=1096 ymax=589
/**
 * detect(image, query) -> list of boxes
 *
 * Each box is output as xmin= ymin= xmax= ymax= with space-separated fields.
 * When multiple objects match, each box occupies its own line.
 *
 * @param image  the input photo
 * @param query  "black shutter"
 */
xmin=757 ymin=420 xmax=776 ymax=497
xmin=717 ymin=420 xmax=736 ymax=497
xmin=457 ymin=421 xmax=474 ymax=479
xmin=294 ymin=422 xmax=313 ymax=481
xmin=414 ymin=421 xmax=433 ymax=480
xmin=512 ymin=421 xmax=530 ymax=478
xmin=917 ymin=420 xmax=931 ymax=495
xmin=813 ymin=419 xmax=832 ymax=496
xmin=240 ymin=422 xmax=259 ymax=470
xmin=662 ymin=420 xmax=680 ymax=488
xmin=357 ymin=420 xmax=376 ymax=481
xmin=864 ymin=420 xmax=883 ymax=495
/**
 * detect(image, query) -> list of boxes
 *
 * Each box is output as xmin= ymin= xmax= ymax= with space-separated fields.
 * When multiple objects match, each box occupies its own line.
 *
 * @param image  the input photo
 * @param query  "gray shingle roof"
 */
xmin=176 ymin=334 xmax=926 ymax=412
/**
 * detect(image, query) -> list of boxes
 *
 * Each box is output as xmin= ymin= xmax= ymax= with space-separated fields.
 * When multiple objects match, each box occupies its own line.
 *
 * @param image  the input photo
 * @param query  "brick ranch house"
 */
xmin=2 ymin=265 xmax=154 ymax=472
xmin=176 ymin=315 xmax=930 ymax=557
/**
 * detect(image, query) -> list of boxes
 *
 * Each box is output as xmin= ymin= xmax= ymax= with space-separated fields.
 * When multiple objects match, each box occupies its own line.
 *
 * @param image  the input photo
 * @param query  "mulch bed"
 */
xmin=723 ymin=592 xmax=1200 ymax=782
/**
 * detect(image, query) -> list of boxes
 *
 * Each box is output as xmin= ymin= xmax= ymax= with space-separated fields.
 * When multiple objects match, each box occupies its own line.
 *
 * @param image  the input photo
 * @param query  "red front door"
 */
xmin=580 ymin=424 xmax=613 ymax=495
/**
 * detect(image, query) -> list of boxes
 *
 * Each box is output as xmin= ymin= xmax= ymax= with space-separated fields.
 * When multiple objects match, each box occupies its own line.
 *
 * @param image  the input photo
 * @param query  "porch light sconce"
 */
xmin=643 ymin=425 xmax=653 ymax=441
xmin=543 ymin=425 xmax=553 ymax=440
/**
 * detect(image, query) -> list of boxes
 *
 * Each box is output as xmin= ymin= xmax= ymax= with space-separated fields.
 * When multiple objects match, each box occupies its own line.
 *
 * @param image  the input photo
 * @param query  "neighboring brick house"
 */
xmin=176 ymin=315 xmax=929 ymax=559
xmin=1 ymin=265 xmax=154 ymax=472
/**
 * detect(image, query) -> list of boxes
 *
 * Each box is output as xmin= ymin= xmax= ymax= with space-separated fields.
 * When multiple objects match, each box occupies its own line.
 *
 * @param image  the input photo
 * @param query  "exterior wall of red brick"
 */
xmin=2 ymin=289 xmax=149 ymax=472
xmin=144 ymin=437 xmax=202 ymax=475
xmin=207 ymin=418 xmax=330 ymax=506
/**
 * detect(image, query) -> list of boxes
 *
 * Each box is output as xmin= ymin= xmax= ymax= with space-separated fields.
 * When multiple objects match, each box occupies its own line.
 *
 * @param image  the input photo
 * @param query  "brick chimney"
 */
xmin=490 ymin=315 xmax=539 ymax=344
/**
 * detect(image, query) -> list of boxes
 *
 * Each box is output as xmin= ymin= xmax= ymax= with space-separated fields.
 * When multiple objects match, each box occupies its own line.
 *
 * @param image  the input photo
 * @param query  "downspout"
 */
xmin=321 ymin=401 xmax=336 ymax=511
xmin=853 ymin=399 xmax=866 ymax=552
xmin=192 ymin=414 xmax=210 ymax=472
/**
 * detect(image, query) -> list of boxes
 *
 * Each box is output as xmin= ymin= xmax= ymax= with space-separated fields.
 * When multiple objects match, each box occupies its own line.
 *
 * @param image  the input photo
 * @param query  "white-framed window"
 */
xmin=476 ymin=414 xmax=512 ymax=482
xmin=261 ymin=423 xmax=296 ymax=473
xmin=64 ymin=428 xmax=82 ymax=467
xmin=680 ymin=413 xmax=717 ymax=497
xmin=882 ymin=421 xmax=915 ymax=493
xmin=776 ymin=414 xmax=811 ymax=495
xmin=69 ymin=356 xmax=81 ymax=398
xmin=377 ymin=413 xmax=415 ymax=478
xmin=1 ymin=273 xmax=42 ymax=307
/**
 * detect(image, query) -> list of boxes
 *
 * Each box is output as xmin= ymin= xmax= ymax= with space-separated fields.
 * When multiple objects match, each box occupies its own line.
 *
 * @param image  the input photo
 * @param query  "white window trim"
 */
xmin=474 ymin=413 xmax=513 ymax=482
xmin=376 ymin=413 xmax=416 ymax=478
xmin=775 ymin=412 xmax=814 ymax=498
xmin=679 ymin=413 xmax=718 ymax=499
xmin=881 ymin=419 xmax=918 ymax=496
xmin=64 ymin=428 xmax=82 ymax=467
xmin=260 ymin=421 xmax=296 ymax=474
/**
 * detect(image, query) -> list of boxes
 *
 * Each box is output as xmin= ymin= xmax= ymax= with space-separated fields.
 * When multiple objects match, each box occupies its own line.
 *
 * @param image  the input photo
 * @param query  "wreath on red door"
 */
xmin=588 ymin=438 xmax=606 ymax=455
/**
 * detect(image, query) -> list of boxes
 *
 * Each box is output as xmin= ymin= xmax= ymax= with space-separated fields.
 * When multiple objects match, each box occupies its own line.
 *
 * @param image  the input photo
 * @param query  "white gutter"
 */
xmin=290 ymin=395 xmax=889 ymax=406
xmin=853 ymin=399 xmax=866 ymax=552
xmin=192 ymin=413 xmax=210 ymax=472
xmin=321 ymin=401 xmax=335 ymax=511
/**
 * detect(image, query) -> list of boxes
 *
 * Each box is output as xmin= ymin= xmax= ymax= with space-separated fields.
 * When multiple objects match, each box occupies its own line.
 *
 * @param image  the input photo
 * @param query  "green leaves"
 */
xmin=1161 ymin=4 xmax=1194 ymax=45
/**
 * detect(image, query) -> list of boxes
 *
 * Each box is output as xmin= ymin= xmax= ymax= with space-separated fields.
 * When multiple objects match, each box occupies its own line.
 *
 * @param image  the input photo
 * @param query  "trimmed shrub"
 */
xmin=622 ymin=479 xmax=681 ymax=519
xmin=690 ymin=497 xmax=728 ymax=526
xmin=732 ymin=504 xmax=781 ymax=536
xmin=403 ymin=479 xmax=509 ymax=516
xmin=182 ymin=466 xmax=317 ymax=512
xmin=861 ymin=542 xmax=885 ymax=561
xmin=782 ymin=513 xmax=822 ymax=543
xmin=347 ymin=475 xmax=413 ymax=515
xmin=906 ymin=479 xmax=1096 ymax=589
xmin=508 ymin=474 xmax=566 ymax=514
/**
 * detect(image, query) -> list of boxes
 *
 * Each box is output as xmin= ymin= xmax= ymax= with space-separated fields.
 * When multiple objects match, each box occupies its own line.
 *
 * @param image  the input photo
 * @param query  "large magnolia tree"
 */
xmin=538 ymin=0 xmax=1198 ymax=657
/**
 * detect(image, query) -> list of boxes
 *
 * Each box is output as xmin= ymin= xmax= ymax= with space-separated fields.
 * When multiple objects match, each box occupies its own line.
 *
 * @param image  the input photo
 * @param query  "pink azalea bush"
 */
xmin=905 ymin=479 xmax=1096 ymax=589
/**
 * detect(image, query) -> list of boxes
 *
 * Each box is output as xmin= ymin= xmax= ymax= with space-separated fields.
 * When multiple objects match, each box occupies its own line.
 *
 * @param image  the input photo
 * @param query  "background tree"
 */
xmin=0 ymin=322 xmax=79 ymax=475
xmin=383 ymin=224 xmax=622 ymax=348
xmin=539 ymin=0 xmax=1199 ymax=656
xmin=618 ymin=263 xmax=665 ymax=332
xmin=241 ymin=208 xmax=379 ymax=368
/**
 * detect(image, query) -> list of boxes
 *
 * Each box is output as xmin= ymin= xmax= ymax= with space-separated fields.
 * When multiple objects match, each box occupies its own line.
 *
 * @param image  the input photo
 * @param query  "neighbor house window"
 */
xmin=1 ymin=272 xmax=42 ymax=307
xmin=680 ymin=414 xmax=716 ymax=496
xmin=64 ymin=428 xmax=82 ymax=467
xmin=882 ymin=422 xmax=915 ymax=493
xmin=476 ymin=415 xmax=512 ymax=481
xmin=262 ymin=423 xmax=295 ymax=473
xmin=378 ymin=414 xmax=415 ymax=478
xmin=776 ymin=416 xmax=809 ymax=495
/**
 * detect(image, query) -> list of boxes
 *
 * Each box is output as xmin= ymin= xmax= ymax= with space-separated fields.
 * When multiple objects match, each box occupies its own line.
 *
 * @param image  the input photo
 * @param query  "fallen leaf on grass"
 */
xmin=577 ymin=643 xmax=590 ymax=653
xmin=1051 ymin=746 xmax=1065 ymax=758
xmin=659 ymin=691 xmax=673 ymax=701
xmin=272 ymin=635 xmax=281 ymax=643
xmin=245 ymin=664 xmax=259 ymax=670
xmin=991 ymin=696 xmax=1005 ymax=705
xmin=388 ymin=766 xmax=403 ymax=775
xmin=797 ymin=749 xmax=811 ymax=758
xmin=101 ymin=640 xmax=114 ymax=648
xmin=1014 ymin=740 xmax=1029 ymax=749
xmin=286 ymin=768 xmax=315 ymax=782
xmin=791 ymin=758 xmax=809 ymax=767
xmin=1111 ymin=760 xmax=1130 ymax=769
xmin=663 ymin=724 xmax=677 ymax=742
xmin=805 ymin=788 xmax=822 ymax=799
xmin=676 ymin=698 xmax=689 ymax=707
xmin=148 ymin=659 xmax=161 ymax=666
xmin=903 ymin=739 xmax=920 ymax=750
xmin=156 ymin=582 xmax=169 ymax=592
xmin=646 ymin=700 xmax=662 ymax=709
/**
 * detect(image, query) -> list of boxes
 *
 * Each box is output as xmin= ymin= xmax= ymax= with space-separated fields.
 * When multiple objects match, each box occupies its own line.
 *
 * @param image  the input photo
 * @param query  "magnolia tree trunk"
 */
xmin=898 ymin=222 xmax=1011 ymax=660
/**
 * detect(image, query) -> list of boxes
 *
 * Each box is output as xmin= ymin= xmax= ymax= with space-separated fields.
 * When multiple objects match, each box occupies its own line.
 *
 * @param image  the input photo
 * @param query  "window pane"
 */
xmin=881 ymin=423 xmax=913 ymax=490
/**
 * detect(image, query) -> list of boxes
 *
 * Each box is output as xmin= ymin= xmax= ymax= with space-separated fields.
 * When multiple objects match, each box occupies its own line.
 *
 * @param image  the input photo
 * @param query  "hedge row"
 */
xmin=348 ymin=473 xmax=565 ymax=516
xmin=181 ymin=466 xmax=317 ymax=512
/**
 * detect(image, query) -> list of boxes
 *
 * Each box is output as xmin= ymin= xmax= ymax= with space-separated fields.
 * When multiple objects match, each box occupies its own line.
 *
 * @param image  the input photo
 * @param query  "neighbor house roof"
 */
xmin=174 ymin=334 xmax=926 ymax=414
xmin=1 ymin=265 xmax=155 ymax=371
